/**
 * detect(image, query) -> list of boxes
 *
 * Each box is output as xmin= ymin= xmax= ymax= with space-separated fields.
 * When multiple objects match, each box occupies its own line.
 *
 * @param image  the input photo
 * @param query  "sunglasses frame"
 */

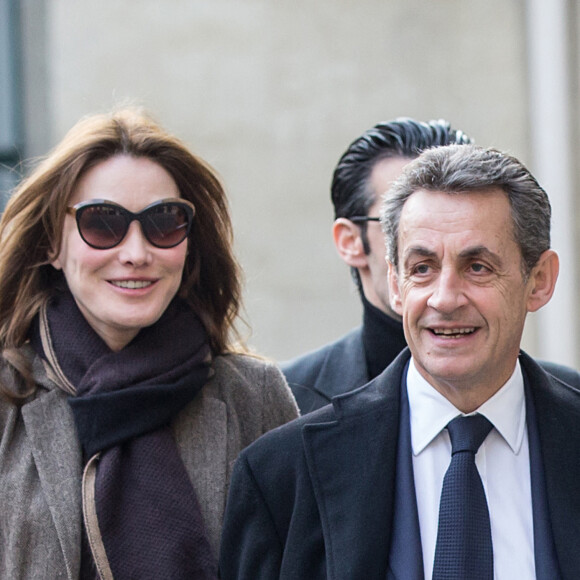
xmin=349 ymin=216 xmax=381 ymax=223
xmin=66 ymin=197 xmax=196 ymax=249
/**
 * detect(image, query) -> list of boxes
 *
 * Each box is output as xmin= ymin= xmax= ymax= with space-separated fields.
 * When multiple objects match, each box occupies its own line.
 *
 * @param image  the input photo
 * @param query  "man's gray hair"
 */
xmin=380 ymin=144 xmax=551 ymax=275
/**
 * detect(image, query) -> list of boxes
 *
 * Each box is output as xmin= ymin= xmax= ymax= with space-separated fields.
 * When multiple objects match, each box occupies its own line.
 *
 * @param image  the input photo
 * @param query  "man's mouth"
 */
xmin=431 ymin=327 xmax=476 ymax=338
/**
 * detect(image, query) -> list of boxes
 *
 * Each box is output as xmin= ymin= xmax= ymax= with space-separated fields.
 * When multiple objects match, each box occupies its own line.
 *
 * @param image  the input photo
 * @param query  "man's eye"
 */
xmin=470 ymin=263 xmax=489 ymax=273
xmin=413 ymin=264 xmax=430 ymax=275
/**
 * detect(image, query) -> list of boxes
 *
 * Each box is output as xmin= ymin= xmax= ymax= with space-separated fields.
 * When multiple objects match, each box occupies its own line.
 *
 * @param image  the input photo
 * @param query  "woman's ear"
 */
xmin=332 ymin=218 xmax=368 ymax=268
xmin=47 ymin=245 xmax=62 ymax=270
xmin=526 ymin=249 xmax=559 ymax=312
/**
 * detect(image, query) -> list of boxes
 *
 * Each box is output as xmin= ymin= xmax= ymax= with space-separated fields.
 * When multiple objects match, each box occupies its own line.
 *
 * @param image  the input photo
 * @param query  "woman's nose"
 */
xmin=116 ymin=220 xmax=152 ymax=265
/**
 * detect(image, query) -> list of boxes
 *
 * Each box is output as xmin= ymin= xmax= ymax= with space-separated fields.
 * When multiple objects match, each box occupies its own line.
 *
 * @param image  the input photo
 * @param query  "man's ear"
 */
xmin=526 ymin=249 xmax=559 ymax=312
xmin=387 ymin=261 xmax=403 ymax=316
xmin=332 ymin=218 xmax=368 ymax=268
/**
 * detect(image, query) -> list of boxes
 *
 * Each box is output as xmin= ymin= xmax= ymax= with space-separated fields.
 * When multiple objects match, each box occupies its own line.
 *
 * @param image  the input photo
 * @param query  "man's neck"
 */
xmin=411 ymin=359 xmax=520 ymax=414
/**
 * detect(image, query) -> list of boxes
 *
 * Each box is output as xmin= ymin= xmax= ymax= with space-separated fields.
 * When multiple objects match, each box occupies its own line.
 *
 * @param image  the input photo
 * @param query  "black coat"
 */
xmin=220 ymin=349 xmax=580 ymax=580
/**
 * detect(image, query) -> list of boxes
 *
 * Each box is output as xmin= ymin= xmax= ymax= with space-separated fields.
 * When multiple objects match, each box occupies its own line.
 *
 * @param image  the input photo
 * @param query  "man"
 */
xmin=282 ymin=118 xmax=472 ymax=413
xmin=220 ymin=145 xmax=580 ymax=579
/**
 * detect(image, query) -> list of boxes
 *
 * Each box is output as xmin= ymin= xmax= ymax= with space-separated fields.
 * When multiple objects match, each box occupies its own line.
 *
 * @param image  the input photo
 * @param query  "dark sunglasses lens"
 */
xmin=77 ymin=205 xmax=127 ymax=249
xmin=141 ymin=203 xmax=191 ymax=248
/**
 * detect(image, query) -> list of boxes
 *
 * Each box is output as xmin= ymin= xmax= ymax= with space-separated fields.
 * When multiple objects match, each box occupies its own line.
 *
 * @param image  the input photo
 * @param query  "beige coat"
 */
xmin=0 ymin=346 xmax=298 ymax=579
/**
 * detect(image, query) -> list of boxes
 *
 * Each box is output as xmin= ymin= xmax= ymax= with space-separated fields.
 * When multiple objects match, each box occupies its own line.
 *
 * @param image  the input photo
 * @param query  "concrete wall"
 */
xmin=22 ymin=0 xmax=559 ymax=361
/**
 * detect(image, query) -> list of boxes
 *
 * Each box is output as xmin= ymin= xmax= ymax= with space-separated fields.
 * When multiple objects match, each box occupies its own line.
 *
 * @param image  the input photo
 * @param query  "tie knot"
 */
xmin=447 ymin=414 xmax=493 ymax=455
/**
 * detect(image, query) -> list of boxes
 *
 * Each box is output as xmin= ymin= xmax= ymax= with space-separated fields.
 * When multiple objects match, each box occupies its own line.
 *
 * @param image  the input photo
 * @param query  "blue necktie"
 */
xmin=432 ymin=414 xmax=494 ymax=580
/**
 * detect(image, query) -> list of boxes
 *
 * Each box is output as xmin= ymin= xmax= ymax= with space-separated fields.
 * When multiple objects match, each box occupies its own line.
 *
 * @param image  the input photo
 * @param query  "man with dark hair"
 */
xmin=221 ymin=144 xmax=580 ymax=579
xmin=282 ymin=118 xmax=473 ymax=413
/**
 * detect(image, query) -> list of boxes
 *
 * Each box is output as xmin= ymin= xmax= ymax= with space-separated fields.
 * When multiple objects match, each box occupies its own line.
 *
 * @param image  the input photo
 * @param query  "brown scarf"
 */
xmin=32 ymin=290 xmax=218 ymax=579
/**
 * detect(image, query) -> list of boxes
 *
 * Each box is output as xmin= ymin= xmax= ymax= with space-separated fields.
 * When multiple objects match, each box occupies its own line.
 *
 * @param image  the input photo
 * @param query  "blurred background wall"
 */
xmin=3 ymin=0 xmax=579 ymax=365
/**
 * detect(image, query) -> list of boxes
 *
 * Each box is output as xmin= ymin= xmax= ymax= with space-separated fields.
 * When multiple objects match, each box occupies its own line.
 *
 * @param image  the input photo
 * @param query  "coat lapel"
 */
xmin=387 ymin=371 xmax=423 ymax=580
xmin=522 ymin=352 xmax=580 ymax=580
xmin=22 ymin=386 xmax=82 ymax=580
xmin=303 ymin=351 xmax=410 ymax=580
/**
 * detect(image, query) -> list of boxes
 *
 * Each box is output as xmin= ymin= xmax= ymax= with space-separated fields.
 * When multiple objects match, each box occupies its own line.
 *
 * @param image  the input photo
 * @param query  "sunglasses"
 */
xmin=66 ymin=198 xmax=195 ymax=249
xmin=349 ymin=216 xmax=381 ymax=223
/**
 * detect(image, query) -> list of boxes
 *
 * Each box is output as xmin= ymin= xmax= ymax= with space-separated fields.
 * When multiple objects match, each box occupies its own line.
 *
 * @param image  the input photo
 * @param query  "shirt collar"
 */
xmin=407 ymin=357 xmax=526 ymax=456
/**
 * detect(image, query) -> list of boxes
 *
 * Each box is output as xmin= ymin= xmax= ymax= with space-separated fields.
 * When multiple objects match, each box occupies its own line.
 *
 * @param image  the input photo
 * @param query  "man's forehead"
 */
xmin=397 ymin=188 xmax=517 ymax=255
xmin=399 ymin=187 xmax=511 ymax=223
xmin=401 ymin=186 xmax=509 ymax=205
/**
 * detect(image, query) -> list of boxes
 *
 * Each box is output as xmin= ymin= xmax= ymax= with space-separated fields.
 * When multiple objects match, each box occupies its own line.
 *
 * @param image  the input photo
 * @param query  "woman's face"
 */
xmin=51 ymin=155 xmax=188 ymax=351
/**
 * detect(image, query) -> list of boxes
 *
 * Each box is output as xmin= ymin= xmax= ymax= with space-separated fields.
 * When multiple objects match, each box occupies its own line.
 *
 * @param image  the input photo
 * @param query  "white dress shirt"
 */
xmin=407 ymin=357 xmax=536 ymax=580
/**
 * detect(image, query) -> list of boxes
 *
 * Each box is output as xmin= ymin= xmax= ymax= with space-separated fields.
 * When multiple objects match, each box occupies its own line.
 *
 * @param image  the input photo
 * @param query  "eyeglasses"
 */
xmin=349 ymin=216 xmax=381 ymax=223
xmin=66 ymin=198 xmax=195 ymax=249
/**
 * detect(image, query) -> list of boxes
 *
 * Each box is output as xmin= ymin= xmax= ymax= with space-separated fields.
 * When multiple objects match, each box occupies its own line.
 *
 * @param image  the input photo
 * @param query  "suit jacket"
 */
xmin=0 ymin=347 xmax=298 ymax=580
xmin=220 ymin=348 xmax=580 ymax=580
xmin=282 ymin=326 xmax=580 ymax=414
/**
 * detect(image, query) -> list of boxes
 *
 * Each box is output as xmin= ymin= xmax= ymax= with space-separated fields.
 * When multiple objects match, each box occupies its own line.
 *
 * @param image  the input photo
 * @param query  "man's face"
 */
xmin=388 ymin=188 xmax=539 ymax=408
xmin=360 ymin=156 xmax=412 ymax=317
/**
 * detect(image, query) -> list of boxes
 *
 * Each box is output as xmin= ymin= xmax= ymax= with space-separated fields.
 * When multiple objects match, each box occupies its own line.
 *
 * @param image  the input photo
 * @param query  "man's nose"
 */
xmin=426 ymin=269 xmax=468 ymax=312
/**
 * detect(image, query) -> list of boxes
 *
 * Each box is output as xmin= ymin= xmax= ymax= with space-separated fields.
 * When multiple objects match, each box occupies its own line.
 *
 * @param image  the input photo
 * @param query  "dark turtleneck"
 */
xmin=361 ymin=293 xmax=407 ymax=380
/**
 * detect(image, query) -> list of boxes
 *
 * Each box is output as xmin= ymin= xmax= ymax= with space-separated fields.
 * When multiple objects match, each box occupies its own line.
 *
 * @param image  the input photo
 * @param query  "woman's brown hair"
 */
xmin=0 ymin=108 xmax=244 ymax=397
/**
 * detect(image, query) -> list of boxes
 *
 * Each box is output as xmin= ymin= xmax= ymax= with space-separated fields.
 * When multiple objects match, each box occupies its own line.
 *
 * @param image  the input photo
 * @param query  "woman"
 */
xmin=0 ymin=108 xmax=298 ymax=579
